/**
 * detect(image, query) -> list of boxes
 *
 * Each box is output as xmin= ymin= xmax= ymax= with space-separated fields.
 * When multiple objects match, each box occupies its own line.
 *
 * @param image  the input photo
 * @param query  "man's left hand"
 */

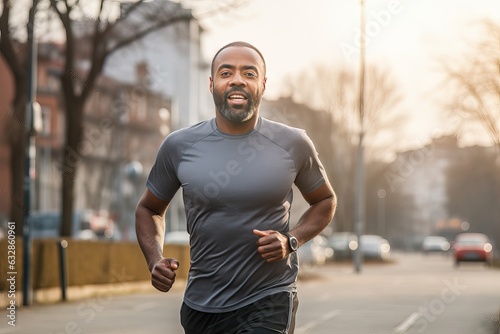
xmin=253 ymin=229 xmax=290 ymax=263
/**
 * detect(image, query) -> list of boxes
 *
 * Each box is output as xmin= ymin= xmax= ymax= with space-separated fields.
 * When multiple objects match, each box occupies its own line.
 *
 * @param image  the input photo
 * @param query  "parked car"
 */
xmin=29 ymin=210 xmax=116 ymax=240
xmin=422 ymin=236 xmax=450 ymax=254
xmin=452 ymin=233 xmax=493 ymax=266
xmin=328 ymin=232 xmax=358 ymax=260
xmin=298 ymin=235 xmax=334 ymax=268
xmin=360 ymin=234 xmax=391 ymax=260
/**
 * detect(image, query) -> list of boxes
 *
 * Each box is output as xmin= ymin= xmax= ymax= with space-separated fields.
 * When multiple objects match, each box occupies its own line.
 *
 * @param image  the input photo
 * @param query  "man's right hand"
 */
xmin=151 ymin=258 xmax=179 ymax=292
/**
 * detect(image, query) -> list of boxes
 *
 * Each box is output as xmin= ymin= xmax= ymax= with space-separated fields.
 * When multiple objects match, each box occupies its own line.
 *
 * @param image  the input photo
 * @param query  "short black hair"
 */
xmin=210 ymin=41 xmax=266 ymax=77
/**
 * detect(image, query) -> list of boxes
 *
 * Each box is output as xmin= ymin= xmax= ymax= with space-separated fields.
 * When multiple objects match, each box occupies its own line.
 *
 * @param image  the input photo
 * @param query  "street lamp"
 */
xmin=353 ymin=0 xmax=366 ymax=274
xmin=377 ymin=189 xmax=386 ymax=237
xmin=23 ymin=0 xmax=40 ymax=306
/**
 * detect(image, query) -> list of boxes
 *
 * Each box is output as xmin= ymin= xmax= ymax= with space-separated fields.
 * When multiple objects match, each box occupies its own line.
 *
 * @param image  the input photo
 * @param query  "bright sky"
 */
xmin=199 ymin=0 xmax=500 ymax=149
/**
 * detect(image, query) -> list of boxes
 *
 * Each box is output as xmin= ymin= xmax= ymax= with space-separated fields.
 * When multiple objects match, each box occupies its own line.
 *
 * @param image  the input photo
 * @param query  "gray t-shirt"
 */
xmin=147 ymin=116 xmax=327 ymax=312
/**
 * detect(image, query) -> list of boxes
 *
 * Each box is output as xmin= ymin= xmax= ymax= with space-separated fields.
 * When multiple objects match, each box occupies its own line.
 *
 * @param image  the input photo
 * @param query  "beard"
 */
xmin=213 ymin=88 xmax=262 ymax=123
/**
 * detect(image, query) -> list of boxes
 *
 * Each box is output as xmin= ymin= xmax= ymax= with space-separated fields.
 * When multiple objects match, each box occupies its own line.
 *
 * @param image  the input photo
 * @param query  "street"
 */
xmin=1 ymin=252 xmax=499 ymax=334
xmin=295 ymin=253 xmax=500 ymax=334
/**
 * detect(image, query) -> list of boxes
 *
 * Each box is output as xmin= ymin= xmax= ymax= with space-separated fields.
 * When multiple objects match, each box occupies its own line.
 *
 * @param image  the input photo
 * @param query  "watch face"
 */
xmin=288 ymin=235 xmax=299 ymax=251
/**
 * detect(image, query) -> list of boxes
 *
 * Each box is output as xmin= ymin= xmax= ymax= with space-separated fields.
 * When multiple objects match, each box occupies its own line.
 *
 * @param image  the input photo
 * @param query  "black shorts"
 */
xmin=180 ymin=291 xmax=299 ymax=334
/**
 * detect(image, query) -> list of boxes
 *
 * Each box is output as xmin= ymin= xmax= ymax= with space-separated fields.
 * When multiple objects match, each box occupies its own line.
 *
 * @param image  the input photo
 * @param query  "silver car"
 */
xmin=422 ymin=236 xmax=450 ymax=254
xmin=360 ymin=234 xmax=391 ymax=260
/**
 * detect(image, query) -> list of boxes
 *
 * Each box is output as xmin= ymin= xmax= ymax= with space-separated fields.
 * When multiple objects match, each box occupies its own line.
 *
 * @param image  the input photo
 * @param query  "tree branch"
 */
xmin=102 ymin=0 xmax=145 ymax=36
xmin=0 ymin=0 xmax=23 ymax=78
xmin=106 ymin=13 xmax=192 ymax=55
xmin=50 ymin=0 xmax=77 ymax=99
xmin=441 ymin=20 xmax=500 ymax=149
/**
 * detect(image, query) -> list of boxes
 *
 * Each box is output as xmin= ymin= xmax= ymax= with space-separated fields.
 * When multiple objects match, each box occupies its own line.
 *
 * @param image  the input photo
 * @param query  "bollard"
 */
xmin=58 ymin=240 xmax=68 ymax=301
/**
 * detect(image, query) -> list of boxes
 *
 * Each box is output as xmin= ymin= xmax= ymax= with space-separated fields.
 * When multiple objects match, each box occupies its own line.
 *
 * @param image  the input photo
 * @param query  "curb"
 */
xmin=1 ymin=279 xmax=187 ymax=308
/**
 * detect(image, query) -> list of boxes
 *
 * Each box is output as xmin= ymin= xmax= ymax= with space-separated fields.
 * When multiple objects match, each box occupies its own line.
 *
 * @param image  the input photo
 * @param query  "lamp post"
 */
xmin=23 ymin=0 xmax=40 ymax=306
xmin=353 ymin=0 xmax=366 ymax=274
xmin=377 ymin=189 xmax=386 ymax=237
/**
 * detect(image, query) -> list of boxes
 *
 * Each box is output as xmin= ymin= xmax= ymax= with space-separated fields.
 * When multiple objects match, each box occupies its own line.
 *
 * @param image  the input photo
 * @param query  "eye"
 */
xmin=245 ymin=72 xmax=257 ymax=77
xmin=220 ymin=71 xmax=231 ymax=77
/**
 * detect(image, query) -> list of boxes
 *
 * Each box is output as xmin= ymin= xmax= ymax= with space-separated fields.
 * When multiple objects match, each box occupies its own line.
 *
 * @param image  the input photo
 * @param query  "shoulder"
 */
xmin=167 ymin=119 xmax=213 ymax=142
xmin=160 ymin=119 xmax=214 ymax=151
xmin=154 ymin=120 xmax=215 ymax=164
xmin=258 ymin=117 xmax=307 ymax=141
xmin=257 ymin=117 xmax=313 ymax=149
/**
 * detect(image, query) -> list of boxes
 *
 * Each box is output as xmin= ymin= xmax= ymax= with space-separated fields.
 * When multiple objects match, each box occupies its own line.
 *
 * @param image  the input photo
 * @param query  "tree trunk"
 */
xmin=59 ymin=97 xmax=84 ymax=237
xmin=1 ymin=1 xmax=29 ymax=235
xmin=9 ymin=90 xmax=27 ymax=235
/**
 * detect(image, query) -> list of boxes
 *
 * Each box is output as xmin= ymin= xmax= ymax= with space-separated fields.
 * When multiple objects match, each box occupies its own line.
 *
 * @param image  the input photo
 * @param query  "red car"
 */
xmin=452 ymin=233 xmax=494 ymax=266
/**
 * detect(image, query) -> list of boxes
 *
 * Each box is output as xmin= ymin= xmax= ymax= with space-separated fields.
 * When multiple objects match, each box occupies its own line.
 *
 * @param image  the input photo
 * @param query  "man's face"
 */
xmin=210 ymin=47 xmax=266 ymax=124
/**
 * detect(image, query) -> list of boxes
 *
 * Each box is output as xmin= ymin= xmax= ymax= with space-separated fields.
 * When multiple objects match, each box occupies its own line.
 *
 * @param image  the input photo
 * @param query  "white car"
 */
xmin=329 ymin=232 xmax=358 ymax=260
xmin=360 ymin=234 xmax=391 ymax=260
xmin=298 ymin=235 xmax=334 ymax=267
xmin=422 ymin=236 xmax=450 ymax=254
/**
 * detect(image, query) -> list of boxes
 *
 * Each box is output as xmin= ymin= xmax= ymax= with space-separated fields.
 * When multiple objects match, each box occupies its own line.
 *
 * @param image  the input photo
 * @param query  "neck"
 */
xmin=215 ymin=113 xmax=259 ymax=135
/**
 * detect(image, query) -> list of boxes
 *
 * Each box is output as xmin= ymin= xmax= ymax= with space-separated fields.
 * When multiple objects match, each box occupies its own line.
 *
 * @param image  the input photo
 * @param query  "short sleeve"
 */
xmin=146 ymin=135 xmax=182 ymax=202
xmin=293 ymin=130 xmax=328 ymax=194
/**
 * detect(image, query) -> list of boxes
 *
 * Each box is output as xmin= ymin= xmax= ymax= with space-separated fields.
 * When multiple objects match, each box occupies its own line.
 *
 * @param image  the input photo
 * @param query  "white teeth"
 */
xmin=229 ymin=94 xmax=245 ymax=99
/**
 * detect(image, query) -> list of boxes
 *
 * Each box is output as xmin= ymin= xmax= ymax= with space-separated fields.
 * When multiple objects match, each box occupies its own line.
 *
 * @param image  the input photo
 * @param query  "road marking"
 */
xmin=394 ymin=312 xmax=422 ymax=333
xmin=296 ymin=310 xmax=342 ymax=333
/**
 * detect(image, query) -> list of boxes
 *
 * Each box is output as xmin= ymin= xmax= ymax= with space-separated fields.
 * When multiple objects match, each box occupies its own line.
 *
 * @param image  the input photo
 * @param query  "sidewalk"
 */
xmin=1 ymin=280 xmax=160 ymax=308
xmin=1 ymin=280 xmax=187 ymax=334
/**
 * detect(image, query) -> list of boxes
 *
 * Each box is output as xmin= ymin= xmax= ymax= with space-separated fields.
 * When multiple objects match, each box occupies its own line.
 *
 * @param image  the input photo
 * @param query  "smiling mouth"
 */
xmin=227 ymin=93 xmax=247 ymax=101
xmin=226 ymin=91 xmax=249 ymax=107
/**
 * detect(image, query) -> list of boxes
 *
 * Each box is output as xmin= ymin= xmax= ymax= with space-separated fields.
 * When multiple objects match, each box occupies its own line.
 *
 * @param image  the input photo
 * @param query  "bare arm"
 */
xmin=135 ymin=189 xmax=179 ymax=292
xmin=290 ymin=181 xmax=337 ymax=247
xmin=255 ymin=181 xmax=337 ymax=262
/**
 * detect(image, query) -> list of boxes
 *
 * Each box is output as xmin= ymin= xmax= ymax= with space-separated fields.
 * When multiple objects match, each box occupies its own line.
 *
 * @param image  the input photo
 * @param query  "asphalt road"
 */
xmin=1 ymin=252 xmax=499 ymax=334
xmin=295 ymin=253 xmax=500 ymax=334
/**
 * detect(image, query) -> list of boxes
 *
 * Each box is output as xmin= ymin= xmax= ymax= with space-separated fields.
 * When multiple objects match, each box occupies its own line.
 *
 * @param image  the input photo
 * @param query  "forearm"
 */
xmin=290 ymin=194 xmax=336 ymax=247
xmin=135 ymin=205 xmax=166 ymax=272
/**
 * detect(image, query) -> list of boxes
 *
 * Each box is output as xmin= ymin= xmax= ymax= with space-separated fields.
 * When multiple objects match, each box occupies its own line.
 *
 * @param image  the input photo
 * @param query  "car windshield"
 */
xmin=457 ymin=240 xmax=486 ymax=245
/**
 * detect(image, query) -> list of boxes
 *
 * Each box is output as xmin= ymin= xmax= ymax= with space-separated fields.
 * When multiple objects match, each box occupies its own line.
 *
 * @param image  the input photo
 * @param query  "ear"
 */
xmin=262 ymin=77 xmax=267 ymax=93
xmin=209 ymin=77 xmax=214 ymax=94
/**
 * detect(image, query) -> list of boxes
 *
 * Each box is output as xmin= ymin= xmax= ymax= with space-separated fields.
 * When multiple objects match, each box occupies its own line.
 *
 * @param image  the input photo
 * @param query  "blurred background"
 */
xmin=0 ymin=0 xmax=499 ymax=308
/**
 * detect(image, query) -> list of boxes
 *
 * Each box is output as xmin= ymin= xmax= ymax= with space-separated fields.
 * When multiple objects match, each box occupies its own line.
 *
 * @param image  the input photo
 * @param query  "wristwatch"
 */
xmin=285 ymin=232 xmax=299 ymax=252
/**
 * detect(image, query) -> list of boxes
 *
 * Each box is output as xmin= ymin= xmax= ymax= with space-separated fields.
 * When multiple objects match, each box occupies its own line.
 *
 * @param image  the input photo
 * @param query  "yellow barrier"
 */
xmin=0 ymin=238 xmax=190 ymax=302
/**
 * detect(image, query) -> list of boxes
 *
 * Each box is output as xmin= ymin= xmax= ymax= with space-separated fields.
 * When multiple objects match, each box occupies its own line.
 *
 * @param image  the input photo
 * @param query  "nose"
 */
xmin=229 ymin=72 xmax=246 ymax=86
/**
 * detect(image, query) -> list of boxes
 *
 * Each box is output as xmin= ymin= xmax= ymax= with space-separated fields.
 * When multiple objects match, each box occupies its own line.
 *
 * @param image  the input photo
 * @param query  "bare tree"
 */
xmin=52 ymin=0 xmax=251 ymax=237
xmin=288 ymin=64 xmax=405 ymax=159
xmin=1 ymin=0 xmax=245 ymax=236
xmin=1 ymin=0 xmax=34 ymax=233
xmin=441 ymin=19 xmax=500 ymax=151
xmin=1 ymin=0 xmax=62 ymax=232
xmin=284 ymin=64 xmax=405 ymax=232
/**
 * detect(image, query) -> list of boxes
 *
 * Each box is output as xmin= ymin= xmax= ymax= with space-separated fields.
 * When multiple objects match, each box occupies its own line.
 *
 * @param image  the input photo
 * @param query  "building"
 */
xmin=0 ymin=55 xmax=15 ymax=223
xmin=390 ymin=136 xmax=458 ymax=239
xmin=103 ymin=0 xmax=211 ymax=131
xmin=0 ymin=0 xmax=208 ymax=237
xmin=34 ymin=42 xmax=172 ymax=239
xmin=386 ymin=135 xmax=499 ymax=248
